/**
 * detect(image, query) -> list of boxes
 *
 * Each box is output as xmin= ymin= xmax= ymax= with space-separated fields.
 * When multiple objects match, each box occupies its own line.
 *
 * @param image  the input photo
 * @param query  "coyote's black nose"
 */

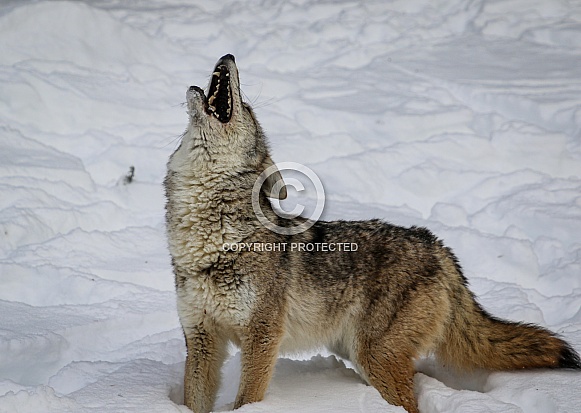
xmin=221 ymin=54 xmax=235 ymax=63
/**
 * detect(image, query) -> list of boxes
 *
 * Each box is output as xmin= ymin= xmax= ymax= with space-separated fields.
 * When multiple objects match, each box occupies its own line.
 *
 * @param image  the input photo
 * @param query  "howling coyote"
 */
xmin=164 ymin=54 xmax=580 ymax=413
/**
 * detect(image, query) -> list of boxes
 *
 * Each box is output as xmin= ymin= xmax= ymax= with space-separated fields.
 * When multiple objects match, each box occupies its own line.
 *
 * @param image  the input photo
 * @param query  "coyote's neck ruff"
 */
xmin=165 ymin=55 xmax=282 ymax=274
xmin=165 ymin=55 xmax=581 ymax=413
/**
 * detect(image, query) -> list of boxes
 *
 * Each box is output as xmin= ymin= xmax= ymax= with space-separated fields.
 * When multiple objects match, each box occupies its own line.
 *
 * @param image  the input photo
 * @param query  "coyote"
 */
xmin=164 ymin=54 xmax=580 ymax=413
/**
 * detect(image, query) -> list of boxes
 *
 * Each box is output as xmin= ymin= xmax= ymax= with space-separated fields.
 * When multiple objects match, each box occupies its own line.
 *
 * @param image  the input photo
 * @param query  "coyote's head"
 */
xmin=177 ymin=54 xmax=286 ymax=200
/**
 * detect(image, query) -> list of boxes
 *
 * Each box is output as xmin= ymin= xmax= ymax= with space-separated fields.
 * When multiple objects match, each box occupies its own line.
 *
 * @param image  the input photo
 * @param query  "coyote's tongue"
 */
xmin=207 ymin=64 xmax=232 ymax=123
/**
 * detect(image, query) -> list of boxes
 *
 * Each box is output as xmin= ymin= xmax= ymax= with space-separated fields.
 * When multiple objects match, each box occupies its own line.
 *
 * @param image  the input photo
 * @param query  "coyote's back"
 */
xmin=164 ymin=54 xmax=581 ymax=413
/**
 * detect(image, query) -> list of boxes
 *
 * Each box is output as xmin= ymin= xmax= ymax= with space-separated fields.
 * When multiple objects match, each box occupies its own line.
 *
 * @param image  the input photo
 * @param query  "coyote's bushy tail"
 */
xmin=437 ymin=286 xmax=581 ymax=371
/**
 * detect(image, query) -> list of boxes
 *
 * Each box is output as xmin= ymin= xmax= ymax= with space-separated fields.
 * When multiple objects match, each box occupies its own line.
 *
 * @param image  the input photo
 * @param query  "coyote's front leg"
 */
xmin=183 ymin=324 xmax=227 ymax=413
xmin=234 ymin=316 xmax=283 ymax=409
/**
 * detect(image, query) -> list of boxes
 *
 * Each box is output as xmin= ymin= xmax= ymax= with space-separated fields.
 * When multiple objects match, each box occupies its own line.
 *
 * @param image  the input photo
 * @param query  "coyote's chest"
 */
xmin=166 ymin=156 xmax=256 ymax=328
xmin=165 ymin=167 xmax=246 ymax=273
xmin=166 ymin=181 xmax=223 ymax=271
xmin=176 ymin=267 xmax=255 ymax=329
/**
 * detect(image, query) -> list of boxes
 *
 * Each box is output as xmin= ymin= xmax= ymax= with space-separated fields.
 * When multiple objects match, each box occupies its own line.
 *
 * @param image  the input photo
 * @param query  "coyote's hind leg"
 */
xmin=355 ymin=291 xmax=448 ymax=413
xmin=356 ymin=339 xmax=418 ymax=413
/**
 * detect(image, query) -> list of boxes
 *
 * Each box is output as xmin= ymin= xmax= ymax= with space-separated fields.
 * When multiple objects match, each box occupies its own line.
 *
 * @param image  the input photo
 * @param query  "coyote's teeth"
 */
xmin=204 ymin=63 xmax=232 ymax=122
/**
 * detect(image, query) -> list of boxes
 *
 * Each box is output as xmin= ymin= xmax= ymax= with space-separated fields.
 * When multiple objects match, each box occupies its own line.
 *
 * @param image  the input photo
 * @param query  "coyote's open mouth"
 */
xmin=188 ymin=55 xmax=236 ymax=124
xmin=205 ymin=56 xmax=234 ymax=123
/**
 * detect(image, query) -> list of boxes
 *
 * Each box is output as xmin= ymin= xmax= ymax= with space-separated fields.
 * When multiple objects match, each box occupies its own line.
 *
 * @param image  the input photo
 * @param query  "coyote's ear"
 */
xmin=261 ymin=156 xmax=287 ymax=200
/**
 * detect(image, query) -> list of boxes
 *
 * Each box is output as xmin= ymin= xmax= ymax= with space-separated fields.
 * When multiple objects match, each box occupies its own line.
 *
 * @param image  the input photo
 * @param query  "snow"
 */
xmin=1 ymin=0 xmax=580 ymax=412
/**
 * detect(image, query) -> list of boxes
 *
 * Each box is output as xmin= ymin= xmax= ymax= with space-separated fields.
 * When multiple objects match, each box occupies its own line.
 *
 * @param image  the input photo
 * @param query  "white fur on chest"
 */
xmin=168 ymin=130 xmax=256 ymax=330
xmin=176 ymin=274 xmax=255 ymax=331
xmin=166 ymin=179 xmax=223 ymax=272
xmin=166 ymin=133 xmax=245 ymax=273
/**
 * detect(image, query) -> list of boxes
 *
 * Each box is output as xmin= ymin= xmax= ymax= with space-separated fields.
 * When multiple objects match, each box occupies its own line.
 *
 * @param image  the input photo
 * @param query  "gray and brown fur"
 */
xmin=164 ymin=54 xmax=581 ymax=413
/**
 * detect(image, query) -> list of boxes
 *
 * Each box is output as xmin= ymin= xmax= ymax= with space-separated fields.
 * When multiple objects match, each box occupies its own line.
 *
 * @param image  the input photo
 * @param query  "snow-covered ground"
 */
xmin=1 ymin=1 xmax=580 ymax=412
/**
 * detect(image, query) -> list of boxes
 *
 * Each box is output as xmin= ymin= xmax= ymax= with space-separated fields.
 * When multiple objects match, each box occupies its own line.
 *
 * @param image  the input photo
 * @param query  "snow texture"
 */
xmin=1 ymin=0 xmax=580 ymax=412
